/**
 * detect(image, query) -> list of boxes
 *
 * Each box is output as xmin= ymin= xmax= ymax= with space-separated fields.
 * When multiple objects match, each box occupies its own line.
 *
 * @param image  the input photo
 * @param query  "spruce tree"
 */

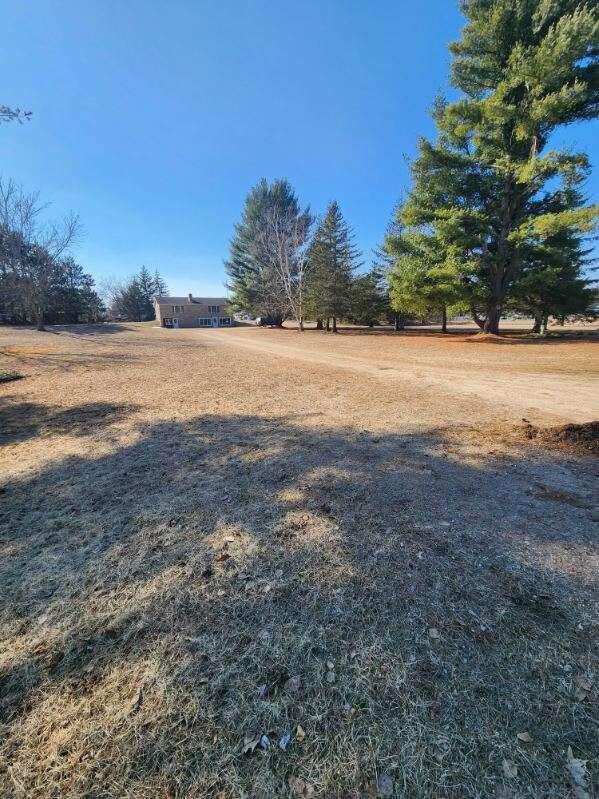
xmin=306 ymin=201 xmax=360 ymax=332
xmin=387 ymin=228 xmax=465 ymax=332
xmin=391 ymin=0 xmax=598 ymax=333
xmin=349 ymin=270 xmax=388 ymax=327
xmin=225 ymin=179 xmax=308 ymax=326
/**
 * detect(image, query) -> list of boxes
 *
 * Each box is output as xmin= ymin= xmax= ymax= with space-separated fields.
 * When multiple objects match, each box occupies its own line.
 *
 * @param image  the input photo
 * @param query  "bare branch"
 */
xmin=258 ymin=206 xmax=313 ymax=330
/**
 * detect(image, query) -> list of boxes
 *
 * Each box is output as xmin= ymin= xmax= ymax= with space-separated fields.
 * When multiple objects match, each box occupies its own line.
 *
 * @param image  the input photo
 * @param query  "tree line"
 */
xmin=0 ymin=176 xmax=168 ymax=328
xmin=0 ymin=177 xmax=101 ymax=329
xmin=227 ymin=0 xmax=598 ymax=334
xmin=226 ymin=179 xmax=403 ymax=331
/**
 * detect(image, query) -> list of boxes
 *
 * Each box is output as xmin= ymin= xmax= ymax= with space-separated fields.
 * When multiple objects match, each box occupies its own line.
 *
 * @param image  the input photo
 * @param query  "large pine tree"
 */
xmin=225 ymin=179 xmax=308 ymax=326
xmin=306 ymin=201 xmax=360 ymax=332
xmin=390 ymin=0 xmax=598 ymax=334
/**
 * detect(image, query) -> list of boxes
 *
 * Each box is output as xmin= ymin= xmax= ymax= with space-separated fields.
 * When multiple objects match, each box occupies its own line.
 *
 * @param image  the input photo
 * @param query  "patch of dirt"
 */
xmin=519 ymin=420 xmax=599 ymax=455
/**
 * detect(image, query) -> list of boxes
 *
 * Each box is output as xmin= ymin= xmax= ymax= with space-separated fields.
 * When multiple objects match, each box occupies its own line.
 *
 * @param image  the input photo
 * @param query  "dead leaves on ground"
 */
xmin=516 ymin=731 xmax=533 ymax=744
xmin=502 ymin=759 xmax=518 ymax=780
xmin=573 ymin=675 xmax=592 ymax=701
xmin=288 ymin=775 xmax=315 ymax=798
xmin=566 ymin=746 xmax=591 ymax=799
xmin=241 ymin=733 xmax=270 ymax=754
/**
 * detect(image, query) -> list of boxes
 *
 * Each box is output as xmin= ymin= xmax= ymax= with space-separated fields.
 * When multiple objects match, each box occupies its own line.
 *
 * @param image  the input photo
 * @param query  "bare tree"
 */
xmin=0 ymin=177 xmax=81 ymax=329
xmin=259 ymin=206 xmax=313 ymax=331
xmin=0 ymin=105 xmax=31 ymax=125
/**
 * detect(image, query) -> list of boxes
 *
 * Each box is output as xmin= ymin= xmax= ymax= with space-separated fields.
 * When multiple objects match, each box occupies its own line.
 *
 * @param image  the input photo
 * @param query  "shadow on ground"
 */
xmin=49 ymin=323 xmax=131 ymax=336
xmin=0 ymin=409 xmax=596 ymax=798
xmin=0 ymin=397 xmax=138 ymax=444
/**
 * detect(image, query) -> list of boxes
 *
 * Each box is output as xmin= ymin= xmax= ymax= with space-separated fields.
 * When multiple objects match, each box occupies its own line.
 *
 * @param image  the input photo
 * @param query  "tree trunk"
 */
xmin=326 ymin=317 xmax=330 ymax=332
xmin=394 ymin=314 xmax=404 ymax=331
xmin=440 ymin=306 xmax=447 ymax=333
xmin=483 ymin=300 xmax=502 ymax=334
xmin=470 ymin=303 xmax=485 ymax=330
xmin=531 ymin=313 xmax=542 ymax=334
xmin=368 ymin=320 xmax=374 ymax=328
xmin=539 ymin=314 xmax=548 ymax=336
xmin=298 ymin=317 xmax=304 ymax=332
xmin=36 ymin=307 xmax=45 ymax=332
xmin=332 ymin=316 xmax=338 ymax=333
xmin=316 ymin=318 xmax=323 ymax=330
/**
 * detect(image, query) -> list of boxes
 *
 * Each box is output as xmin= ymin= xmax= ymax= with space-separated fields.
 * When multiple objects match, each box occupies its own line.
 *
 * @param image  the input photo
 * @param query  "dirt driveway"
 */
xmin=196 ymin=325 xmax=599 ymax=423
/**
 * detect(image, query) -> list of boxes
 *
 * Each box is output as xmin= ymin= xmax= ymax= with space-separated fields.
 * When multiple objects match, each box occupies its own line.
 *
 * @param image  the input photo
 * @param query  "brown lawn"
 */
xmin=0 ymin=322 xmax=597 ymax=798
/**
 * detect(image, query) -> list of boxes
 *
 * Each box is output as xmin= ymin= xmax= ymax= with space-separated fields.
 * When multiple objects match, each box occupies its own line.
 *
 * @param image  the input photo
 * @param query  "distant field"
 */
xmin=0 ymin=322 xmax=597 ymax=798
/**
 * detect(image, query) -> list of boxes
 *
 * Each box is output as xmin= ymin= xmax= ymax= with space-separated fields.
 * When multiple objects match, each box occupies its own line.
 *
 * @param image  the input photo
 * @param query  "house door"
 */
xmin=173 ymin=318 xmax=180 ymax=328
xmin=212 ymin=317 xmax=218 ymax=327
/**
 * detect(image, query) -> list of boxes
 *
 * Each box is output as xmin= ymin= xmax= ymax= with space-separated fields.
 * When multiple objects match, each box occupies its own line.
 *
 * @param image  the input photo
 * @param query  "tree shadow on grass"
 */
xmin=48 ymin=323 xmax=131 ymax=336
xmin=0 ymin=397 xmax=139 ymax=444
xmin=0 ymin=414 xmax=596 ymax=798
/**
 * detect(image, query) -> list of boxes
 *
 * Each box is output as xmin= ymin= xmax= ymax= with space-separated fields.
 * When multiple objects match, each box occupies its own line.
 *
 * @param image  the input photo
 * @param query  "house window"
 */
xmin=198 ymin=317 xmax=212 ymax=327
xmin=163 ymin=317 xmax=173 ymax=327
xmin=208 ymin=305 xmax=220 ymax=314
xmin=172 ymin=305 xmax=184 ymax=313
xmin=219 ymin=317 xmax=231 ymax=326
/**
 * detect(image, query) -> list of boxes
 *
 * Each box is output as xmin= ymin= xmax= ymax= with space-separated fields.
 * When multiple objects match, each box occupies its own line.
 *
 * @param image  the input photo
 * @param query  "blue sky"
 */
xmin=2 ymin=0 xmax=598 ymax=296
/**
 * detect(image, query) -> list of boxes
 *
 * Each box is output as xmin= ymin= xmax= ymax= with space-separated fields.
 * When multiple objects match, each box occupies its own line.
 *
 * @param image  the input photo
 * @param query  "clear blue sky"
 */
xmin=3 ymin=0 xmax=598 ymax=296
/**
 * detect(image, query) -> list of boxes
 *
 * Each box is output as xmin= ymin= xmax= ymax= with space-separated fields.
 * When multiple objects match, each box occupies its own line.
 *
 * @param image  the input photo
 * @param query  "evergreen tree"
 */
xmin=226 ymin=179 xmax=307 ymax=326
xmin=373 ymin=205 xmax=409 ymax=330
xmin=387 ymin=229 xmax=465 ymax=332
xmin=392 ymin=0 xmax=598 ymax=334
xmin=306 ymin=201 xmax=360 ymax=332
xmin=508 ymin=232 xmax=595 ymax=333
xmin=110 ymin=267 xmax=167 ymax=321
xmin=48 ymin=258 xmax=104 ymax=323
xmin=349 ymin=270 xmax=388 ymax=327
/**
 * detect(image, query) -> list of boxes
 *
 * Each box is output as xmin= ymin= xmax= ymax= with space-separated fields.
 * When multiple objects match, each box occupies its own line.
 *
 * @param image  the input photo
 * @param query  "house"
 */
xmin=154 ymin=294 xmax=233 ymax=329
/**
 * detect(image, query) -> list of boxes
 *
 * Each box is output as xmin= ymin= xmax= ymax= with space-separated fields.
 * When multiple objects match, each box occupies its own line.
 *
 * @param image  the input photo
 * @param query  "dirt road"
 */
xmin=197 ymin=326 xmax=599 ymax=423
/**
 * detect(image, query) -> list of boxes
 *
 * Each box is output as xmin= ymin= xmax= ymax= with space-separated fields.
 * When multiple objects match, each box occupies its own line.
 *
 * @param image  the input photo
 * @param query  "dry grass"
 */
xmin=0 ymin=322 xmax=597 ymax=798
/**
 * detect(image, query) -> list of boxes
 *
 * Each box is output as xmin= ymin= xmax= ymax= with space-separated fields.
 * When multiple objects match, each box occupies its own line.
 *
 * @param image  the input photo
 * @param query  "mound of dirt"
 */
xmin=469 ymin=332 xmax=503 ymax=341
xmin=519 ymin=420 xmax=599 ymax=454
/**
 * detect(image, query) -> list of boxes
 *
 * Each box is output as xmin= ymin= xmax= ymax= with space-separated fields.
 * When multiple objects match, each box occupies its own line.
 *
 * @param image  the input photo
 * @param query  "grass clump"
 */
xmin=0 ymin=370 xmax=24 ymax=384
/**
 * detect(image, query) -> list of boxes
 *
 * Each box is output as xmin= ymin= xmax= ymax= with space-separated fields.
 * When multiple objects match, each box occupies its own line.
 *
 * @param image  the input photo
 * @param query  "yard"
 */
xmin=0 ymin=322 xmax=597 ymax=798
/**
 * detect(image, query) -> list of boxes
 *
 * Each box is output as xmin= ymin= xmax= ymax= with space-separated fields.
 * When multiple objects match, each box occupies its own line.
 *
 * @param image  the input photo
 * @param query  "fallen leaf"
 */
xmin=130 ymin=688 xmax=143 ymax=711
xmin=242 ymin=735 xmax=261 ymax=755
xmin=279 ymin=732 xmax=291 ymax=751
xmin=258 ymin=734 xmax=270 ymax=749
xmin=326 ymin=660 xmax=335 ymax=670
xmin=502 ymin=759 xmax=518 ymax=780
xmin=295 ymin=724 xmax=306 ymax=741
xmin=288 ymin=775 xmax=315 ymax=798
xmin=428 ymin=627 xmax=441 ymax=640
xmin=573 ymin=676 xmax=592 ymax=701
xmin=284 ymin=675 xmax=301 ymax=692
xmin=567 ymin=746 xmax=590 ymax=799
xmin=517 ymin=731 xmax=533 ymax=743
xmin=326 ymin=670 xmax=336 ymax=684
xmin=216 ymin=551 xmax=231 ymax=562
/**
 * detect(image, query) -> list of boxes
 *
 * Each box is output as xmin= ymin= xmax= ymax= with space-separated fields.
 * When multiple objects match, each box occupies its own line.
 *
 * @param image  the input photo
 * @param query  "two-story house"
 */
xmin=154 ymin=295 xmax=233 ymax=328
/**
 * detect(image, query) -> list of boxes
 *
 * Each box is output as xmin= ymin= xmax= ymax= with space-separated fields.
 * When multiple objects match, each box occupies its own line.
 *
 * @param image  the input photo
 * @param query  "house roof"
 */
xmin=154 ymin=296 xmax=229 ymax=305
